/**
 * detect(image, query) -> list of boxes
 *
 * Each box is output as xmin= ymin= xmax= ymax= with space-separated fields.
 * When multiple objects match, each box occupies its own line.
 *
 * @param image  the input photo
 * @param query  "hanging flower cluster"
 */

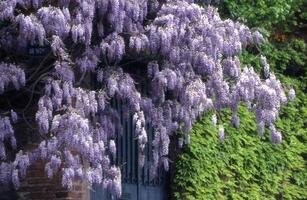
xmin=0 ymin=111 xmax=29 ymax=190
xmin=0 ymin=63 xmax=25 ymax=94
xmin=133 ymin=111 xmax=147 ymax=167
xmin=16 ymin=14 xmax=46 ymax=46
xmin=260 ymin=55 xmax=270 ymax=79
xmin=0 ymin=0 xmax=295 ymax=197
xmin=0 ymin=111 xmax=18 ymax=160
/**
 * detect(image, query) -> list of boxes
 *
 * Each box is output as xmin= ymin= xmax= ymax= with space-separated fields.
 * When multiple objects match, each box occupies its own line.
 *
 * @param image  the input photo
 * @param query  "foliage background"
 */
xmin=173 ymin=0 xmax=307 ymax=199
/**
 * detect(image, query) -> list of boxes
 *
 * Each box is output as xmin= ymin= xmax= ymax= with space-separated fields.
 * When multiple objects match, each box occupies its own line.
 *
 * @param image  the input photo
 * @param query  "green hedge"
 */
xmin=219 ymin=0 xmax=306 ymax=33
xmin=239 ymin=39 xmax=307 ymax=78
xmin=173 ymin=77 xmax=307 ymax=199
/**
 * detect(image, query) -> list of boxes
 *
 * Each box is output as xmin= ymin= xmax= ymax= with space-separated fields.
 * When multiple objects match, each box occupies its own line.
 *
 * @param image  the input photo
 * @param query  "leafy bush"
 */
xmin=240 ymin=39 xmax=307 ymax=78
xmin=219 ymin=0 xmax=306 ymax=33
xmin=173 ymin=77 xmax=307 ymax=199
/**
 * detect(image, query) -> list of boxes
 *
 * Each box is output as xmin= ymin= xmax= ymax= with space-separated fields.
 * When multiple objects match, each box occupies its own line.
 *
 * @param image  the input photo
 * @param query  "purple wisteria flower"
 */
xmin=218 ymin=126 xmax=225 ymax=142
xmin=0 ymin=0 xmax=293 ymax=197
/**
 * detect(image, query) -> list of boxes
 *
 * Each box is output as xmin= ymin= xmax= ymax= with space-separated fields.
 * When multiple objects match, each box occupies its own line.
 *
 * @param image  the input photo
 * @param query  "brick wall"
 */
xmin=18 ymin=160 xmax=89 ymax=200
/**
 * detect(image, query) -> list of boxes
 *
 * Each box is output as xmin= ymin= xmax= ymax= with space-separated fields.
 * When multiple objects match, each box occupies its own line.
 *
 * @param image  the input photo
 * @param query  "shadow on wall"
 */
xmin=0 ymin=190 xmax=19 ymax=200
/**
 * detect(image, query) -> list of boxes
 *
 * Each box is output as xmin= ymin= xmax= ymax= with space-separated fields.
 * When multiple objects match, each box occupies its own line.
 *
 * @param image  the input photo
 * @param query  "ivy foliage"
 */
xmin=240 ymin=39 xmax=307 ymax=78
xmin=173 ymin=0 xmax=307 ymax=199
xmin=219 ymin=0 xmax=306 ymax=33
xmin=173 ymin=78 xmax=307 ymax=199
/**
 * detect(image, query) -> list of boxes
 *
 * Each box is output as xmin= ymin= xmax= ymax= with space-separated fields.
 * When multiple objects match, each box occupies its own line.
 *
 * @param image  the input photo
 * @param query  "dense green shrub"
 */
xmin=219 ymin=0 xmax=306 ymax=33
xmin=240 ymin=39 xmax=307 ymax=78
xmin=173 ymin=77 xmax=307 ymax=199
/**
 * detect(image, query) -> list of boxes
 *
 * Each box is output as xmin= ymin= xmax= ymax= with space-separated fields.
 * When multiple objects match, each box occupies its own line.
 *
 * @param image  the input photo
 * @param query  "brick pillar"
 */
xmin=18 ymin=160 xmax=89 ymax=200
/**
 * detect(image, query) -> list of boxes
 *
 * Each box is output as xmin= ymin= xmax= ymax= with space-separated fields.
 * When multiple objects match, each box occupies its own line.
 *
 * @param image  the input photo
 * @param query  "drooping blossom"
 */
xmin=0 ymin=63 xmax=26 ymax=94
xmin=260 ymin=55 xmax=270 ymax=79
xmin=0 ymin=0 xmax=293 ymax=197
xmin=211 ymin=114 xmax=217 ymax=127
xmin=218 ymin=126 xmax=225 ymax=142
xmin=289 ymin=88 xmax=296 ymax=101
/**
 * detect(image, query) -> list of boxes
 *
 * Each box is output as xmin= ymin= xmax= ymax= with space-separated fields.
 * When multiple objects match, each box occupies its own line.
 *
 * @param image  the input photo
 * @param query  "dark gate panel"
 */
xmin=91 ymin=83 xmax=167 ymax=200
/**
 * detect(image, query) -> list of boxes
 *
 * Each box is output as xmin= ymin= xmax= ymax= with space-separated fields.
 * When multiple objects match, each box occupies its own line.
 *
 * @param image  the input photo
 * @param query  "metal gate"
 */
xmin=91 ymin=77 xmax=168 ymax=200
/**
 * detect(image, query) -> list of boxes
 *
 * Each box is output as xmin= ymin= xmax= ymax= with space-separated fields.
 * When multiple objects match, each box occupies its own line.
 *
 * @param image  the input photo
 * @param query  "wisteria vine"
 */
xmin=0 ymin=0 xmax=295 ymax=197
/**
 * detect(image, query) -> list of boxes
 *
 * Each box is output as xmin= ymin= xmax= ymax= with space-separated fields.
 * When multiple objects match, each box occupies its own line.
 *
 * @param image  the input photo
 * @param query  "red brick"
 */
xmin=27 ymin=178 xmax=53 ymax=184
xmin=26 ymin=169 xmax=46 ymax=177
xmin=26 ymin=192 xmax=55 ymax=199
xmin=19 ymin=145 xmax=88 ymax=199
xmin=55 ymin=192 xmax=69 ymax=198
xmin=69 ymin=192 xmax=83 ymax=199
